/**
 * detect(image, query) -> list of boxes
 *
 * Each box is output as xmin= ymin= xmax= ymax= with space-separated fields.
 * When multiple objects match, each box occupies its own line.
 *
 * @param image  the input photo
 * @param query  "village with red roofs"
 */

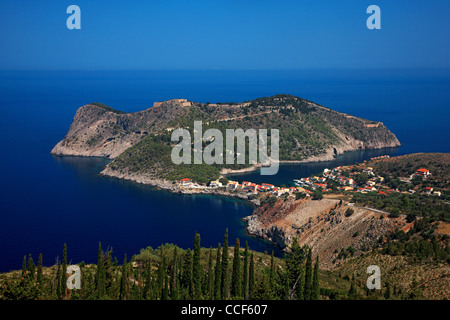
xmin=176 ymin=155 xmax=443 ymax=200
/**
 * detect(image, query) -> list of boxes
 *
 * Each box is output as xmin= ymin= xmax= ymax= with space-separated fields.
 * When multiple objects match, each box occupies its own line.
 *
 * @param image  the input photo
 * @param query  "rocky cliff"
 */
xmin=244 ymin=197 xmax=409 ymax=270
xmin=51 ymin=100 xmax=191 ymax=158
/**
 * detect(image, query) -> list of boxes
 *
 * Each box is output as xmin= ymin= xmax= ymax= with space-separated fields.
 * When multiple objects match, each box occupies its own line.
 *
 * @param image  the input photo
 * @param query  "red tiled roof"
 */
xmin=314 ymin=183 xmax=326 ymax=187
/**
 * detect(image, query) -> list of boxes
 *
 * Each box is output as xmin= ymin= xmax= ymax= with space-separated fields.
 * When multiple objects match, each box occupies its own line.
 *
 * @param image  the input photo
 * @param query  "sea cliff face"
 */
xmin=244 ymin=197 xmax=409 ymax=270
xmin=51 ymin=101 xmax=191 ymax=159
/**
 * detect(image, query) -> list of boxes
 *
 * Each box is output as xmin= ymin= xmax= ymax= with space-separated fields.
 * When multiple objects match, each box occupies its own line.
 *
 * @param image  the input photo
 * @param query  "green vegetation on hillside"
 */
xmin=0 ymin=232 xmax=325 ymax=301
xmin=90 ymin=102 xmax=126 ymax=114
xmin=102 ymin=95 xmax=400 ymax=182
xmin=2 ymin=228 xmax=447 ymax=300
xmin=352 ymin=192 xmax=450 ymax=222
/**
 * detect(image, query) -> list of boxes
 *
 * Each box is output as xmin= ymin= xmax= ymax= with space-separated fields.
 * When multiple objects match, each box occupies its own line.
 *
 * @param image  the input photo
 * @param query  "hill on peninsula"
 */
xmin=51 ymin=95 xmax=401 ymax=183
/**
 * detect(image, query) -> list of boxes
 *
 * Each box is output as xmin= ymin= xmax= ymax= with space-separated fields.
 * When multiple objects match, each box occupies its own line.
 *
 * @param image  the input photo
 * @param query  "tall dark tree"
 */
xmin=61 ymin=243 xmax=68 ymax=294
xmin=213 ymin=244 xmax=222 ymax=300
xmin=221 ymin=229 xmax=229 ymax=299
xmin=55 ymin=261 xmax=62 ymax=300
xmin=104 ymin=248 xmax=114 ymax=295
xmin=231 ymin=238 xmax=241 ymax=297
xmin=27 ymin=254 xmax=36 ymax=280
xmin=192 ymin=232 xmax=202 ymax=299
xmin=348 ymin=274 xmax=357 ymax=298
xmin=249 ymin=253 xmax=255 ymax=299
xmin=385 ymin=282 xmax=391 ymax=300
xmin=37 ymin=253 xmax=43 ymax=284
xmin=162 ymin=269 xmax=169 ymax=300
xmin=311 ymin=256 xmax=320 ymax=300
xmin=304 ymin=249 xmax=313 ymax=300
xmin=207 ymin=247 xmax=214 ymax=299
xmin=171 ymin=247 xmax=179 ymax=300
xmin=143 ymin=258 xmax=152 ymax=299
xmin=119 ymin=254 xmax=128 ymax=300
xmin=180 ymin=249 xmax=193 ymax=298
xmin=22 ymin=255 xmax=27 ymax=278
xmin=269 ymin=251 xmax=275 ymax=287
xmin=242 ymin=242 xmax=249 ymax=299
xmin=96 ymin=242 xmax=106 ymax=298
xmin=157 ymin=247 xmax=166 ymax=299
xmin=285 ymin=238 xmax=306 ymax=300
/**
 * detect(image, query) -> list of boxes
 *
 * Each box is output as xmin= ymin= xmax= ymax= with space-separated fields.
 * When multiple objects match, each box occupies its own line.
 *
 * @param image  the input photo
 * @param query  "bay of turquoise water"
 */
xmin=0 ymin=69 xmax=449 ymax=272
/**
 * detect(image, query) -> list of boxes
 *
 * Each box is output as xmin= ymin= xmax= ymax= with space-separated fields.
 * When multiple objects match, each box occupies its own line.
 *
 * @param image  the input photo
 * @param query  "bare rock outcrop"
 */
xmin=244 ymin=198 xmax=407 ymax=270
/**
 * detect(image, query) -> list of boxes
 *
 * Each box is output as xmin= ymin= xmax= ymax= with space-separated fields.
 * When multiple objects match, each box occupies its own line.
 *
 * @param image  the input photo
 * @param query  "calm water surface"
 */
xmin=0 ymin=69 xmax=448 ymax=272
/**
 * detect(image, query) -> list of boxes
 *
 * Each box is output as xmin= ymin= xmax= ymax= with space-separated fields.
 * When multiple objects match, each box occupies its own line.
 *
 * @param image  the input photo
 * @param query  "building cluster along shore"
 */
xmin=177 ymin=155 xmax=442 ymax=200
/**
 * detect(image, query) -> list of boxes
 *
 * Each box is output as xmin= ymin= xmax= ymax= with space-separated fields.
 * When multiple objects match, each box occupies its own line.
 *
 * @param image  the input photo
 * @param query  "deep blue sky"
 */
xmin=0 ymin=0 xmax=449 ymax=70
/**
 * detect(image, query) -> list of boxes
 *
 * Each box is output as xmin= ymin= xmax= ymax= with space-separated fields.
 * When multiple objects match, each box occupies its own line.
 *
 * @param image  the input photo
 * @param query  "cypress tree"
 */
xmin=143 ymin=258 xmax=152 ymax=299
xmin=162 ymin=268 xmax=169 ymax=300
xmin=27 ymin=254 xmax=36 ymax=280
xmin=181 ymin=249 xmax=193 ymax=299
xmin=304 ymin=249 xmax=313 ymax=300
xmin=311 ymin=256 xmax=320 ymax=300
xmin=171 ymin=247 xmax=179 ymax=300
xmin=269 ymin=251 xmax=275 ymax=287
xmin=249 ymin=253 xmax=255 ymax=299
xmin=97 ymin=242 xmax=105 ymax=298
xmin=176 ymin=255 xmax=183 ymax=300
xmin=119 ymin=254 xmax=127 ymax=300
xmin=55 ymin=261 xmax=62 ymax=299
xmin=22 ymin=255 xmax=27 ymax=278
xmin=192 ymin=232 xmax=201 ymax=299
xmin=231 ymin=238 xmax=241 ymax=297
xmin=385 ymin=282 xmax=391 ymax=300
xmin=157 ymin=246 xmax=166 ymax=299
xmin=348 ymin=274 xmax=357 ymax=298
xmin=285 ymin=238 xmax=306 ymax=300
xmin=37 ymin=253 xmax=43 ymax=284
xmin=62 ymin=243 xmax=68 ymax=294
xmin=221 ymin=229 xmax=229 ymax=299
xmin=349 ymin=282 xmax=356 ymax=298
xmin=213 ymin=244 xmax=222 ymax=300
xmin=104 ymin=249 xmax=113 ymax=295
xmin=297 ymin=266 xmax=305 ymax=300
xmin=207 ymin=247 xmax=214 ymax=299
xmin=242 ymin=242 xmax=249 ymax=299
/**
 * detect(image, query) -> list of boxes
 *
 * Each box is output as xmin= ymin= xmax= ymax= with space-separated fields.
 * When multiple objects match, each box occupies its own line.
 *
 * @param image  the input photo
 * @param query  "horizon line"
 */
xmin=1 ymin=67 xmax=450 ymax=72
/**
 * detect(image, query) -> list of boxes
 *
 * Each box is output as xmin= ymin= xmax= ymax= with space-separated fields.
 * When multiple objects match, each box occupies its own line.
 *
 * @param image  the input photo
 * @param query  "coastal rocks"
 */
xmin=244 ymin=198 xmax=407 ymax=270
xmin=51 ymin=101 xmax=191 ymax=159
xmin=100 ymin=166 xmax=260 ymax=206
xmin=243 ymin=215 xmax=291 ymax=249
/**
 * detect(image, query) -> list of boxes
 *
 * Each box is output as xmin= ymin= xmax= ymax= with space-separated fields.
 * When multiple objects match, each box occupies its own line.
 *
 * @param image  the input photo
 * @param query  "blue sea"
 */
xmin=0 ymin=69 xmax=449 ymax=272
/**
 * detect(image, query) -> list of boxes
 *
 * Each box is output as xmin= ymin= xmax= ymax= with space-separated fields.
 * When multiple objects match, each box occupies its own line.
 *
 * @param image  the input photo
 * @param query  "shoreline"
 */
xmin=224 ymin=145 xmax=401 ymax=177
xmin=99 ymin=166 xmax=261 ymax=206
xmin=57 ymin=145 xmax=402 ymax=252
